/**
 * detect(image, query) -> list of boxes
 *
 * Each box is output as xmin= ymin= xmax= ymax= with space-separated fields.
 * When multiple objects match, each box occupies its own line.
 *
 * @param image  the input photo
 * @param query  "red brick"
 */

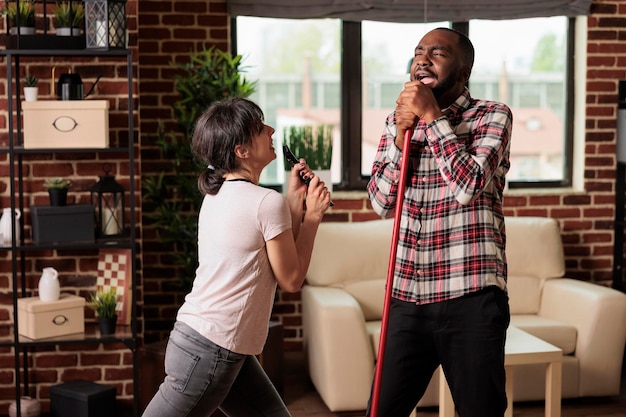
xmin=529 ymin=195 xmax=561 ymax=205
xmin=81 ymin=354 xmax=122 ymax=366
xmin=6 ymin=0 xmax=626 ymax=402
xmin=35 ymin=354 xmax=78 ymax=368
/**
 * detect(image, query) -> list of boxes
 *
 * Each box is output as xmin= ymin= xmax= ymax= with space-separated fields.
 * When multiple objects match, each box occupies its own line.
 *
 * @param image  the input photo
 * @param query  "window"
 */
xmin=361 ymin=21 xmax=446 ymax=177
xmin=235 ymin=16 xmax=575 ymax=189
xmin=235 ymin=17 xmax=341 ymax=187
xmin=469 ymin=17 xmax=571 ymax=185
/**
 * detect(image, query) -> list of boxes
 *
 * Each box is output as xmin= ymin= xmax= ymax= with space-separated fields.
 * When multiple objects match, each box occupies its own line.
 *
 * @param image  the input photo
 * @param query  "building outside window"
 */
xmin=236 ymin=15 xmax=572 ymax=189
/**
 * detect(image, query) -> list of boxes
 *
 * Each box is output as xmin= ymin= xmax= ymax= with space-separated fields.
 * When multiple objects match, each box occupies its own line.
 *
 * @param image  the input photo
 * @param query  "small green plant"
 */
xmin=88 ymin=287 xmax=118 ymax=319
xmin=55 ymin=1 xmax=84 ymax=28
xmin=283 ymin=124 xmax=333 ymax=170
xmin=2 ymin=0 xmax=36 ymax=28
xmin=43 ymin=177 xmax=71 ymax=189
xmin=142 ymin=46 xmax=257 ymax=291
xmin=24 ymin=74 xmax=38 ymax=87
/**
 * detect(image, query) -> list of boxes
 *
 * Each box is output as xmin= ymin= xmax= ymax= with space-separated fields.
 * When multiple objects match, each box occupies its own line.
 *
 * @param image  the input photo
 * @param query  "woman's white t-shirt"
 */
xmin=176 ymin=181 xmax=291 ymax=355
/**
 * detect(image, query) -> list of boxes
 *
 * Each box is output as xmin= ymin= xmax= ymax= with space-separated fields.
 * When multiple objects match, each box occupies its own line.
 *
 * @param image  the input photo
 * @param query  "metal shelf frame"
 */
xmin=1 ymin=48 xmax=138 ymax=417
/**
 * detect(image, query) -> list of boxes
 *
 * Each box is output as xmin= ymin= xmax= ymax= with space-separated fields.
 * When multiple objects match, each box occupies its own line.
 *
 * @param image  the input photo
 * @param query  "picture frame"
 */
xmin=96 ymin=248 xmax=132 ymax=325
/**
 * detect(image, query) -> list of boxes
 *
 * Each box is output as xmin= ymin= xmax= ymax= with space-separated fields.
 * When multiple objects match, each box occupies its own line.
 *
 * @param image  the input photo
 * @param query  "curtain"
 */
xmin=226 ymin=0 xmax=592 ymax=22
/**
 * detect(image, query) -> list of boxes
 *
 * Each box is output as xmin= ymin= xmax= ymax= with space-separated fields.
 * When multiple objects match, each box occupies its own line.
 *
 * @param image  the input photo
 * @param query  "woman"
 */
xmin=142 ymin=97 xmax=331 ymax=417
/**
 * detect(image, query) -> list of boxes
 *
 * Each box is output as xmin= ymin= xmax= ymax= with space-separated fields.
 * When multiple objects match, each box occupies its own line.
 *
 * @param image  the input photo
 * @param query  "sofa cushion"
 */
xmin=505 ymin=217 xmax=565 ymax=314
xmin=342 ymin=279 xmax=385 ymax=321
xmin=510 ymin=314 xmax=577 ymax=354
xmin=307 ymin=219 xmax=392 ymax=287
xmin=365 ymin=320 xmax=382 ymax=357
xmin=505 ymin=217 xmax=565 ymax=279
xmin=507 ymin=275 xmax=542 ymax=314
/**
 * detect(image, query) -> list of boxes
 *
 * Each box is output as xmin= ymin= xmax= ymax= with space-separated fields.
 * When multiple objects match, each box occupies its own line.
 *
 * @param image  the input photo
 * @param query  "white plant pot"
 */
xmin=9 ymin=27 xmax=35 ymax=35
xmin=316 ymin=169 xmax=333 ymax=193
xmin=283 ymin=169 xmax=333 ymax=195
xmin=8 ymin=396 xmax=41 ymax=417
xmin=283 ymin=170 xmax=291 ymax=196
xmin=23 ymin=87 xmax=38 ymax=102
xmin=56 ymin=27 xmax=82 ymax=36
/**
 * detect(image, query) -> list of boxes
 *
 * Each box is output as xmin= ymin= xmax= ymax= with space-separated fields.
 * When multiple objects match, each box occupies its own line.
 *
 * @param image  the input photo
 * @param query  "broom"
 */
xmin=370 ymin=128 xmax=414 ymax=417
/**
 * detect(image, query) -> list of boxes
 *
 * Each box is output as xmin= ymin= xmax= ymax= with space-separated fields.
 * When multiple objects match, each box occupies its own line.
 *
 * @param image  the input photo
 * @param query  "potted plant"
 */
xmin=43 ymin=177 xmax=71 ymax=206
xmin=142 ymin=46 xmax=256 ymax=292
xmin=23 ymin=73 xmax=38 ymax=102
xmin=54 ymin=1 xmax=84 ymax=36
xmin=2 ymin=0 xmax=36 ymax=35
xmin=88 ymin=287 xmax=118 ymax=335
xmin=283 ymin=124 xmax=334 ymax=191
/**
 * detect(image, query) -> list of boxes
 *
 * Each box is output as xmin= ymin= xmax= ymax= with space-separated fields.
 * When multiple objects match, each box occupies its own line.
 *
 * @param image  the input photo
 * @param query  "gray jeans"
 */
xmin=142 ymin=321 xmax=290 ymax=417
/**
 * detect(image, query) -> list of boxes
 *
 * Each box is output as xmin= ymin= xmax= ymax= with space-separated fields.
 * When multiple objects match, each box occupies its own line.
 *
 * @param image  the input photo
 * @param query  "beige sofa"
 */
xmin=301 ymin=216 xmax=626 ymax=412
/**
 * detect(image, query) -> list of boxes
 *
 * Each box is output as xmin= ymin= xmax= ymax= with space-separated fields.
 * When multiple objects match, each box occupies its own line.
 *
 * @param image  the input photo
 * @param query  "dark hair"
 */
xmin=191 ymin=97 xmax=265 ymax=195
xmin=435 ymin=27 xmax=475 ymax=69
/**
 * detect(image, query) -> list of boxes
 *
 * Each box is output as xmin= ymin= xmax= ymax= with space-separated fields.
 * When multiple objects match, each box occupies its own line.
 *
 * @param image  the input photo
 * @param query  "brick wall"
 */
xmin=141 ymin=0 xmax=626 ymax=352
xmin=0 ymin=0 xmax=625 ymax=412
xmin=0 ymin=0 xmax=140 ymax=412
xmin=138 ymin=0 xmax=230 ymax=344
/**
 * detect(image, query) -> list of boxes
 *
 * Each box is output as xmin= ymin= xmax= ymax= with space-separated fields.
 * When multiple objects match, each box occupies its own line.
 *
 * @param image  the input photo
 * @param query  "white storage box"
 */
xmin=22 ymin=100 xmax=109 ymax=149
xmin=17 ymin=294 xmax=85 ymax=339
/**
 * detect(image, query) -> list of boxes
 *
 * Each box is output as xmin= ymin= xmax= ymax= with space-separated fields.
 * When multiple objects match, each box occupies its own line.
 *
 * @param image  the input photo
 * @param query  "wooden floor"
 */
xmin=283 ymin=350 xmax=626 ymax=417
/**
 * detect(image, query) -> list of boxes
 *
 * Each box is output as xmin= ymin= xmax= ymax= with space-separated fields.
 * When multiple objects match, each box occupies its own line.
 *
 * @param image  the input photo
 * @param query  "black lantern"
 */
xmin=85 ymin=0 xmax=127 ymax=50
xmin=91 ymin=165 xmax=125 ymax=238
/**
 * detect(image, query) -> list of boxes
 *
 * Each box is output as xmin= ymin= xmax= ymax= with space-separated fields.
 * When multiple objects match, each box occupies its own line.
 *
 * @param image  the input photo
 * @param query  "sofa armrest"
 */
xmin=302 ymin=285 xmax=374 ymax=411
xmin=538 ymin=278 xmax=626 ymax=396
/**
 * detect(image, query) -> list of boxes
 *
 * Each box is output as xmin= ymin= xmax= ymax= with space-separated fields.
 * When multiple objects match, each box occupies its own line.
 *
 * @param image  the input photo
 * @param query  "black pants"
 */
xmin=366 ymin=287 xmax=510 ymax=417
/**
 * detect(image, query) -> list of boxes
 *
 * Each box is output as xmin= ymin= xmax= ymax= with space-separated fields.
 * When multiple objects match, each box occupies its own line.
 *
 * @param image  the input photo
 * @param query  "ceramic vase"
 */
xmin=0 ymin=208 xmax=21 ymax=246
xmin=38 ymin=267 xmax=60 ymax=302
xmin=8 ymin=396 xmax=41 ymax=417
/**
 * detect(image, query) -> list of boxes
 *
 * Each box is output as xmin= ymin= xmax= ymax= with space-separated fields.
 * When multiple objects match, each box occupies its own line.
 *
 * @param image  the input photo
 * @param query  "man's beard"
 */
xmin=430 ymin=74 xmax=456 ymax=99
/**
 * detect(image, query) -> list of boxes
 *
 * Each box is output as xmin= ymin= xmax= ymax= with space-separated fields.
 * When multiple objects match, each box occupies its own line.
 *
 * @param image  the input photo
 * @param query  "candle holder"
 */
xmin=84 ymin=0 xmax=127 ymax=50
xmin=90 ymin=165 xmax=125 ymax=238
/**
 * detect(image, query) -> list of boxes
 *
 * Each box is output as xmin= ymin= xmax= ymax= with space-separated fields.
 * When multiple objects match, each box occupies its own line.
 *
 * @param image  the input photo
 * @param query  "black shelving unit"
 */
xmin=614 ymin=80 xmax=626 ymax=293
xmin=614 ymin=162 xmax=626 ymax=292
xmin=0 ymin=48 xmax=138 ymax=417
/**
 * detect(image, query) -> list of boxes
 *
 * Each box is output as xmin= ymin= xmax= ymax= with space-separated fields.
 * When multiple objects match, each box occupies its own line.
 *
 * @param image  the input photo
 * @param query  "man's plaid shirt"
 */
xmin=367 ymin=88 xmax=513 ymax=305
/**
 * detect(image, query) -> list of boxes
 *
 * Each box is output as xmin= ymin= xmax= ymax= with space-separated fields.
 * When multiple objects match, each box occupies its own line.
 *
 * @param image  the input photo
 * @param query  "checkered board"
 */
xmin=97 ymin=249 xmax=132 ymax=325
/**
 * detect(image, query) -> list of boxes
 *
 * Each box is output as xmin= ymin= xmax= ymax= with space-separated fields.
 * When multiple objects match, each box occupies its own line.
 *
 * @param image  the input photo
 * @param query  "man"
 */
xmin=366 ymin=27 xmax=513 ymax=417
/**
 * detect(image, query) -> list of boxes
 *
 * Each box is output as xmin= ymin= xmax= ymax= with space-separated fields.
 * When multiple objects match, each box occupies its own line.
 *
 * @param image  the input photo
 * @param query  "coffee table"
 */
xmin=438 ymin=326 xmax=563 ymax=417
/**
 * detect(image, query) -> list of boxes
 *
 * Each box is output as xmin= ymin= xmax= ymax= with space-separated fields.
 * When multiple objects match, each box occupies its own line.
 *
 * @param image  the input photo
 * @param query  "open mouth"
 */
xmin=415 ymin=71 xmax=436 ymax=85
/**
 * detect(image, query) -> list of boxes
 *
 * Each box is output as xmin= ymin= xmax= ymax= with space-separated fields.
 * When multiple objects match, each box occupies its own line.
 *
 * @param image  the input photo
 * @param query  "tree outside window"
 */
xmin=236 ymin=15 xmax=572 ymax=189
